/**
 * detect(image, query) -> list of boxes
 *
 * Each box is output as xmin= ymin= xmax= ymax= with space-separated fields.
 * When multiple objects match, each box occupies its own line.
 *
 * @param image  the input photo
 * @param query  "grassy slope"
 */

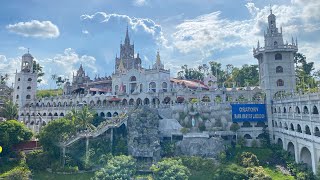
xmin=36 ymin=89 xmax=63 ymax=99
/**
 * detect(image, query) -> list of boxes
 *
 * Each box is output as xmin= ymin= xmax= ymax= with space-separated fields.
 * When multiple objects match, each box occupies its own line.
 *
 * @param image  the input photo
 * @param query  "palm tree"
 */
xmin=75 ymin=106 xmax=95 ymax=131
xmin=1 ymin=100 xmax=18 ymax=120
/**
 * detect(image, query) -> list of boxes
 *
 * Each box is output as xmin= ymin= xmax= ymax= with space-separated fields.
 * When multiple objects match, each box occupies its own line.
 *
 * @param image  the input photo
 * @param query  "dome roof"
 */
xmin=22 ymin=53 xmax=33 ymax=58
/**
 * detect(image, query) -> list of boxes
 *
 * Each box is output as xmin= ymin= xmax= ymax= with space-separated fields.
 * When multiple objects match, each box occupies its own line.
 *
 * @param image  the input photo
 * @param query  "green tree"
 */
xmin=246 ymin=166 xmax=271 ymax=180
xmin=38 ymin=118 xmax=76 ymax=158
xmin=75 ymin=106 xmax=95 ymax=131
xmin=0 ymin=73 xmax=9 ymax=85
xmin=294 ymin=53 xmax=317 ymax=92
xmin=150 ymin=158 xmax=191 ymax=180
xmin=0 ymin=167 xmax=31 ymax=180
xmin=0 ymin=120 xmax=33 ymax=155
xmin=92 ymin=155 xmax=136 ymax=180
xmin=230 ymin=123 xmax=240 ymax=142
xmin=0 ymin=100 xmax=18 ymax=120
xmin=33 ymin=61 xmax=44 ymax=83
xmin=236 ymin=152 xmax=259 ymax=167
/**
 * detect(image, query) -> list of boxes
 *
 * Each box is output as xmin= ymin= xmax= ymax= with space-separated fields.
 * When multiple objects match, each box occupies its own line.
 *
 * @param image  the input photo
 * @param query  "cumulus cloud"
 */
xmin=172 ymin=2 xmax=320 ymax=57
xmin=80 ymin=12 xmax=168 ymax=47
xmin=0 ymin=55 xmax=21 ymax=85
xmin=40 ymin=48 xmax=97 ymax=85
xmin=6 ymin=20 xmax=60 ymax=38
xmin=133 ymin=0 xmax=148 ymax=6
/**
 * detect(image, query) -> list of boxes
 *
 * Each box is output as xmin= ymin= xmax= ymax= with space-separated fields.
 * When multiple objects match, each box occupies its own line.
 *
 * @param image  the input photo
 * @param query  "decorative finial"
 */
xmin=270 ymin=4 xmax=272 ymax=14
xmin=28 ymin=48 xmax=30 ymax=54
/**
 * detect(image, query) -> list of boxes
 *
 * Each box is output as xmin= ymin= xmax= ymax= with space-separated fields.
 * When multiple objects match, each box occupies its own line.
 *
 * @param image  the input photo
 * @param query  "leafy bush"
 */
xmin=0 ymin=166 xmax=31 ymax=180
xmin=236 ymin=152 xmax=259 ymax=167
xmin=179 ymin=156 xmax=215 ymax=172
xmin=251 ymin=140 xmax=258 ymax=148
xmin=93 ymin=155 xmax=136 ymax=180
xmin=215 ymin=163 xmax=247 ymax=180
xmin=246 ymin=166 xmax=271 ymax=180
xmin=161 ymin=140 xmax=175 ymax=157
xmin=150 ymin=158 xmax=190 ymax=180
xmin=26 ymin=150 xmax=49 ymax=170
xmin=0 ymin=120 xmax=33 ymax=155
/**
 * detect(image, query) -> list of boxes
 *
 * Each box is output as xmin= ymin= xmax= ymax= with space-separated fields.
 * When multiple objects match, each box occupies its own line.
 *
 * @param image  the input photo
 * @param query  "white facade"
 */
xmin=12 ymin=10 xmax=320 ymax=174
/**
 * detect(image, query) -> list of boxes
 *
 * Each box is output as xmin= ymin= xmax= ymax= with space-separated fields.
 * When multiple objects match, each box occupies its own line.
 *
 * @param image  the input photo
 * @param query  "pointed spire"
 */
xmin=156 ymin=50 xmax=161 ymax=64
xmin=270 ymin=4 xmax=272 ymax=14
xmin=292 ymin=36 xmax=294 ymax=45
xmin=125 ymin=24 xmax=130 ymax=45
xmin=257 ymin=40 xmax=260 ymax=48
xmin=118 ymin=58 xmax=125 ymax=73
xmin=296 ymin=37 xmax=298 ymax=47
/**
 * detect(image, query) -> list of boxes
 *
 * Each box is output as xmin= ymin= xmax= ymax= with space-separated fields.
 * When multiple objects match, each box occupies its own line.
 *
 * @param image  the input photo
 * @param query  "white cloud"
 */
xmin=80 ymin=12 xmax=169 ymax=47
xmin=6 ymin=20 xmax=60 ymax=38
xmin=171 ymin=2 xmax=320 ymax=61
xmin=40 ymin=48 xmax=97 ymax=85
xmin=133 ymin=0 xmax=148 ymax=7
xmin=0 ymin=55 xmax=21 ymax=85
xmin=18 ymin=46 xmax=28 ymax=51
xmin=82 ymin=30 xmax=89 ymax=34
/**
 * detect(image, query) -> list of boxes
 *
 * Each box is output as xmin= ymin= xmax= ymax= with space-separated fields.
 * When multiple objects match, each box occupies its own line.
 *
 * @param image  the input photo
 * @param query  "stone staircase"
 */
xmin=157 ymin=108 xmax=172 ymax=119
xmin=60 ymin=116 xmax=128 ymax=147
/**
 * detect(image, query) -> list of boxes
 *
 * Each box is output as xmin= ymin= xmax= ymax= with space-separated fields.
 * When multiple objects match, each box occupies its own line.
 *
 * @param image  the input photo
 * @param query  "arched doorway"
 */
xmin=300 ymin=147 xmax=312 ymax=168
xmin=287 ymin=142 xmax=295 ymax=158
xmin=277 ymin=138 xmax=283 ymax=148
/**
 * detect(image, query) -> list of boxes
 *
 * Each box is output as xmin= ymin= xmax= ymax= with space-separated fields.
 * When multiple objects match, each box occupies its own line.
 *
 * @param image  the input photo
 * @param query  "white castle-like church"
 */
xmin=13 ymin=11 xmax=320 ymax=173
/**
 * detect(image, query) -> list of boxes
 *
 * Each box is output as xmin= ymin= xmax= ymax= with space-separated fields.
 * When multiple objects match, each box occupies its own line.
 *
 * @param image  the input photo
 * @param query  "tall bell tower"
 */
xmin=13 ymin=51 xmax=38 ymax=109
xmin=253 ymin=10 xmax=298 ymax=142
xmin=254 ymin=10 xmax=298 ymax=98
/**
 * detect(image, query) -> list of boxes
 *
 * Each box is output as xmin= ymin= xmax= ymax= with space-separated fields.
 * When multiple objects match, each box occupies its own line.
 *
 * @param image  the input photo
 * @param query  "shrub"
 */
xmin=0 ymin=166 xmax=31 ymax=180
xmin=93 ymin=155 xmax=136 ymax=180
xmin=161 ymin=140 xmax=175 ymax=157
xmin=218 ymin=152 xmax=227 ymax=164
xmin=236 ymin=152 xmax=259 ymax=167
xmin=251 ymin=140 xmax=258 ymax=148
xmin=216 ymin=163 xmax=247 ymax=180
xmin=179 ymin=156 xmax=215 ymax=172
xmin=246 ymin=166 xmax=271 ymax=180
xmin=26 ymin=150 xmax=49 ymax=170
xmin=237 ymin=137 xmax=246 ymax=148
xmin=150 ymin=158 xmax=190 ymax=180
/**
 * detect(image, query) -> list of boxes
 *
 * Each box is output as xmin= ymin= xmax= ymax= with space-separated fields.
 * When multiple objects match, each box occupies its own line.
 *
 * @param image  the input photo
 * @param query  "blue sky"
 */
xmin=0 ymin=0 xmax=319 ymax=89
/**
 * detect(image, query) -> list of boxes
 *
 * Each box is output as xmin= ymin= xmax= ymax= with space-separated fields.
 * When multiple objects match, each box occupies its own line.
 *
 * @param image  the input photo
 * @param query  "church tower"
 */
xmin=253 ymin=10 xmax=298 ymax=143
xmin=13 ymin=52 xmax=38 ymax=109
xmin=115 ymin=26 xmax=141 ymax=72
xmin=253 ymin=10 xmax=298 ymax=98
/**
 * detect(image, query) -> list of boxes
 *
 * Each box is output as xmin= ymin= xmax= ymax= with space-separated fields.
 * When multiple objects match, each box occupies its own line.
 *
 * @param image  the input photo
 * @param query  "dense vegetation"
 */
xmin=177 ymin=53 xmax=319 ymax=92
xmin=36 ymin=89 xmax=63 ymax=98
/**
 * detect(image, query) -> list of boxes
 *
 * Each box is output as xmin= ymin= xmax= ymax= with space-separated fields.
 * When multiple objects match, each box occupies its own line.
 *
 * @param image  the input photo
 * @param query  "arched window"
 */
xmin=16 ymin=95 xmax=19 ymax=99
xmin=297 ymin=124 xmax=302 ymax=133
xmin=296 ymin=106 xmax=300 ymax=114
xmin=303 ymin=106 xmax=309 ymax=114
xmin=305 ymin=125 xmax=311 ymax=135
xmin=149 ymin=82 xmax=156 ymax=92
xmin=244 ymin=134 xmax=252 ymax=139
xmin=277 ymin=79 xmax=284 ymax=86
xmin=26 ymin=95 xmax=31 ymax=99
xmin=18 ymin=78 xmax=20 ymax=81
xmin=283 ymin=107 xmax=286 ymax=113
xmin=290 ymin=123 xmax=295 ymax=131
xmin=140 ymin=84 xmax=143 ymax=93
xmin=312 ymin=106 xmax=319 ymax=114
xmin=28 ymin=78 xmax=32 ymax=81
xmin=276 ymin=66 xmax=283 ymax=73
xmin=162 ymin=82 xmax=168 ymax=92
xmin=274 ymin=41 xmax=278 ymax=46
xmin=275 ymin=53 xmax=282 ymax=60
xmin=27 ymin=86 xmax=31 ymax=90
xmin=17 ymin=86 xmax=20 ymax=89
xmin=130 ymin=76 xmax=136 ymax=82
